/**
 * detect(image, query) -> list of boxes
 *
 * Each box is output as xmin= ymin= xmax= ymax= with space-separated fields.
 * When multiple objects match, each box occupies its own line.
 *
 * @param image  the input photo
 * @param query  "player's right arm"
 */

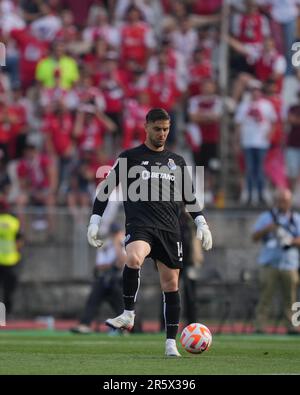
xmin=87 ymin=154 xmax=125 ymax=248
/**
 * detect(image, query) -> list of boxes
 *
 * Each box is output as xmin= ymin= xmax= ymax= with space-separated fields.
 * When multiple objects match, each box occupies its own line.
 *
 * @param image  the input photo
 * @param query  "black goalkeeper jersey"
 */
xmin=93 ymin=144 xmax=202 ymax=234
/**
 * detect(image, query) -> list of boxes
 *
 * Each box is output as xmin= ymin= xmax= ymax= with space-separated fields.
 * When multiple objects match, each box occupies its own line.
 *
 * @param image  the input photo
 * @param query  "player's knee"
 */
xmin=126 ymin=253 xmax=143 ymax=269
xmin=162 ymin=279 xmax=179 ymax=293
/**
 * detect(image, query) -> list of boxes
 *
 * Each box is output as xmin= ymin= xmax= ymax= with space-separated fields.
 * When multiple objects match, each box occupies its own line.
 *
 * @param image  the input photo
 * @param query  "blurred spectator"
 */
xmin=30 ymin=9 xmax=62 ymax=42
xmin=228 ymin=36 xmax=286 ymax=104
xmin=122 ymin=91 xmax=151 ymax=149
xmin=147 ymin=51 xmax=183 ymax=146
xmin=0 ymin=69 xmax=11 ymax=94
xmin=252 ymin=188 xmax=300 ymax=334
xmin=0 ymin=198 xmax=23 ymax=317
xmin=39 ymin=76 xmax=68 ymax=112
xmin=56 ymin=9 xmax=78 ymax=44
xmin=83 ymin=38 xmax=109 ymax=80
xmin=70 ymin=222 xmax=126 ymax=334
xmin=286 ymin=90 xmax=300 ymax=191
xmin=122 ymin=63 xmax=147 ymax=99
xmin=42 ymin=104 xmax=74 ymax=197
xmin=0 ymin=32 xmax=20 ymax=90
xmin=147 ymin=38 xmax=187 ymax=93
xmin=120 ymin=4 xmax=156 ymax=69
xmin=0 ymin=153 xmax=11 ymax=199
xmin=190 ymin=0 xmax=223 ymax=16
xmin=35 ymin=41 xmax=79 ymax=90
xmin=258 ymin=0 xmax=299 ymax=75
xmin=16 ymin=142 xmax=57 ymax=232
xmin=0 ymin=0 xmax=25 ymax=33
xmin=97 ymin=52 xmax=125 ymax=138
xmin=72 ymin=73 xmax=106 ymax=112
xmin=234 ymin=81 xmax=277 ymax=205
xmin=73 ymin=104 xmax=116 ymax=152
xmin=83 ymin=6 xmax=120 ymax=49
xmin=264 ymin=79 xmax=285 ymax=147
xmin=0 ymin=95 xmax=26 ymax=162
xmin=20 ymin=0 xmax=50 ymax=23
xmin=187 ymin=79 xmax=222 ymax=204
xmin=7 ymin=88 xmax=28 ymax=160
xmin=168 ymin=16 xmax=198 ymax=64
xmin=60 ymin=0 xmax=95 ymax=29
xmin=231 ymin=0 xmax=270 ymax=49
xmin=263 ymin=79 xmax=288 ymax=190
xmin=230 ymin=0 xmax=270 ymax=75
xmin=187 ymin=47 xmax=214 ymax=97
xmin=9 ymin=26 xmax=49 ymax=91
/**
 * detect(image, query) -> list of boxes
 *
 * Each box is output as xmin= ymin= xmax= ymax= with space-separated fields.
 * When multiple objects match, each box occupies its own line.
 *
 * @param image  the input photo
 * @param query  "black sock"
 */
xmin=123 ymin=265 xmax=140 ymax=311
xmin=163 ymin=291 xmax=180 ymax=340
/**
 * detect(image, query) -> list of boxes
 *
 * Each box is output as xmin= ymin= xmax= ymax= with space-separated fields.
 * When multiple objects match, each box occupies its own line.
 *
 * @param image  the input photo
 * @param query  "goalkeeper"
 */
xmin=87 ymin=108 xmax=213 ymax=356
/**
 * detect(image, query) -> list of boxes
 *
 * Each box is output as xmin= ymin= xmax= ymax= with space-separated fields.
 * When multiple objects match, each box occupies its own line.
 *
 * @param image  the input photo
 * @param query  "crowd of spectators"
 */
xmin=1 ymin=0 xmax=300 ymax=223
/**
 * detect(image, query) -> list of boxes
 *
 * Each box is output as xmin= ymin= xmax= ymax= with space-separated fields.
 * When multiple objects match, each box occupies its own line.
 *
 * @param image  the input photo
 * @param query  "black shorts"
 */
xmin=124 ymin=227 xmax=183 ymax=269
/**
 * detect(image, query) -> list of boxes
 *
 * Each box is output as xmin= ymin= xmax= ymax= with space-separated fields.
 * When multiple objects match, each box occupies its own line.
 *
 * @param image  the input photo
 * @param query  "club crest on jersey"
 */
xmin=167 ymin=158 xmax=176 ymax=170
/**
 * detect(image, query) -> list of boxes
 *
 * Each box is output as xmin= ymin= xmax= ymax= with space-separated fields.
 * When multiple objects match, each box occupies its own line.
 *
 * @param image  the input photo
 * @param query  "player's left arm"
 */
xmin=179 ymin=157 xmax=212 ymax=251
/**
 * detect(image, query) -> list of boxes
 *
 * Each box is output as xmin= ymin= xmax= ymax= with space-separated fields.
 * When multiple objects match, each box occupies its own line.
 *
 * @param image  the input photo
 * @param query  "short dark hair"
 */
xmin=146 ymin=108 xmax=170 ymax=123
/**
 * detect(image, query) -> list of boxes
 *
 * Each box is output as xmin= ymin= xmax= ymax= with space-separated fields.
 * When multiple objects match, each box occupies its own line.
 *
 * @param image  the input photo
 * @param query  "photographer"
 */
xmin=252 ymin=189 xmax=300 ymax=334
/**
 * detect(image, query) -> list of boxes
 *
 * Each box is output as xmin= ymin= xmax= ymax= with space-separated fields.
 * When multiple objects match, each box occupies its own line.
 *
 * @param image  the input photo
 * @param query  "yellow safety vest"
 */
xmin=0 ymin=214 xmax=21 ymax=266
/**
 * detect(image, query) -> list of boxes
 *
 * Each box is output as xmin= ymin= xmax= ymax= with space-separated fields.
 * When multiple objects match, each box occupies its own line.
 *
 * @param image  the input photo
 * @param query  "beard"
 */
xmin=150 ymin=137 xmax=165 ymax=148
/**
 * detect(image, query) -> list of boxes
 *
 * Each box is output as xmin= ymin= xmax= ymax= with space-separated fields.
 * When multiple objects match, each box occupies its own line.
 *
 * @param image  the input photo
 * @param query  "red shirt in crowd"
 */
xmin=42 ymin=111 xmax=74 ymax=156
xmin=188 ymin=59 xmax=213 ymax=96
xmin=266 ymin=95 xmax=284 ymax=146
xmin=148 ymin=69 xmax=181 ymax=112
xmin=122 ymin=99 xmax=150 ymax=148
xmin=60 ymin=0 xmax=96 ymax=28
xmin=98 ymin=71 xmax=124 ymax=113
xmin=17 ymin=153 xmax=51 ymax=189
xmin=120 ymin=21 xmax=153 ymax=67
xmin=188 ymin=94 xmax=222 ymax=144
xmin=10 ymin=28 xmax=49 ymax=90
xmin=234 ymin=12 xmax=266 ymax=46
xmin=192 ymin=0 xmax=223 ymax=15
xmin=76 ymin=117 xmax=107 ymax=151
xmin=0 ymin=103 xmax=26 ymax=159
xmin=254 ymin=51 xmax=285 ymax=92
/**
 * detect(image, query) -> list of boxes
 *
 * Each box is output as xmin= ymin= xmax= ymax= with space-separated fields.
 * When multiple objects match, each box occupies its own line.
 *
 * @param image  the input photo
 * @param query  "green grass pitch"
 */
xmin=0 ymin=330 xmax=300 ymax=375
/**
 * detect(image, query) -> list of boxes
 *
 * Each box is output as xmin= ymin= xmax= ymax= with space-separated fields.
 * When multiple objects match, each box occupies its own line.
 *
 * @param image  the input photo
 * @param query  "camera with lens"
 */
xmin=276 ymin=226 xmax=294 ymax=250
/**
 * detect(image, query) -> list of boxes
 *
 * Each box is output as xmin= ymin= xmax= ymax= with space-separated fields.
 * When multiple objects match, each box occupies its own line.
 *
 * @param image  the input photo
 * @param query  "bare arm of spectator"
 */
xmin=47 ymin=158 xmax=58 ymax=194
xmin=252 ymin=222 xmax=277 ymax=242
xmin=189 ymin=111 xmax=220 ymax=123
xmin=188 ymin=97 xmax=222 ymax=123
xmin=95 ymin=111 xmax=117 ymax=133
xmin=226 ymin=35 xmax=249 ymax=57
xmin=73 ymin=110 xmax=85 ymax=138
xmin=192 ymin=14 xmax=221 ymax=28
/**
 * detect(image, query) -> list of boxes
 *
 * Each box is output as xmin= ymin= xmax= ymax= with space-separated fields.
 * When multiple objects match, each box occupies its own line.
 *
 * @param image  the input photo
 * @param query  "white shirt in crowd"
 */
xmin=256 ymin=0 xmax=300 ymax=23
xmin=235 ymin=98 xmax=277 ymax=149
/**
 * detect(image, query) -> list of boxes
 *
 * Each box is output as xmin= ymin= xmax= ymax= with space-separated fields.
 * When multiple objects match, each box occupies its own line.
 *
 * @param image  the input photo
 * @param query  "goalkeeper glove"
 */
xmin=194 ymin=215 xmax=213 ymax=251
xmin=87 ymin=214 xmax=103 ymax=248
